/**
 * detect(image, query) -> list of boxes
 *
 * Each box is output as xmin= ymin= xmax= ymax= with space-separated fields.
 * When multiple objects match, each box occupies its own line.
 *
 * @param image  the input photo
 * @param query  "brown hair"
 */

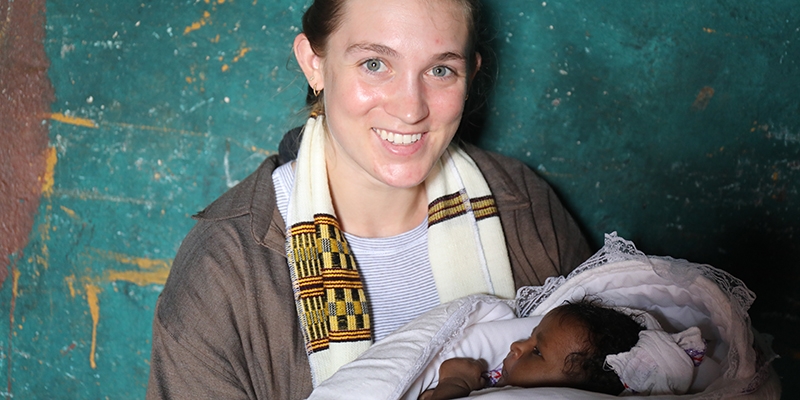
xmin=300 ymin=0 xmax=483 ymax=116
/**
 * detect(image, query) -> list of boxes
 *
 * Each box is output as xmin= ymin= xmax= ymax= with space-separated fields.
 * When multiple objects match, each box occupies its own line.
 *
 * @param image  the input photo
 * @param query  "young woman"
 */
xmin=146 ymin=0 xmax=591 ymax=398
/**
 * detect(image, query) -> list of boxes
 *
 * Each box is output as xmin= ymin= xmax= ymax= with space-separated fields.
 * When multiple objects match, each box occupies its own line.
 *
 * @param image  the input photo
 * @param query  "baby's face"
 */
xmin=497 ymin=310 xmax=587 ymax=388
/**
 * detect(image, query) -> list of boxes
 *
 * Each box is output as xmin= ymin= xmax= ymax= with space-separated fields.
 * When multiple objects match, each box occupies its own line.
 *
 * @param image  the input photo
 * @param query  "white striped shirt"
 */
xmin=272 ymin=162 xmax=440 ymax=341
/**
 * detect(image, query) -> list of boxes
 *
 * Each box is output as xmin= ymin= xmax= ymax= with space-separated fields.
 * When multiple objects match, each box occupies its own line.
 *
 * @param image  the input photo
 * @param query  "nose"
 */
xmin=385 ymin=73 xmax=429 ymax=125
xmin=509 ymin=337 xmax=534 ymax=359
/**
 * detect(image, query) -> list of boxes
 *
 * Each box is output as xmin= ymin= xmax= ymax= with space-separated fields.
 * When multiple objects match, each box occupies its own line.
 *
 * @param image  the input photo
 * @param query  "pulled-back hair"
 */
xmin=552 ymin=298 xmax=645 ymax=395
xmin=300 ymin=0 xmax=484 ymax=116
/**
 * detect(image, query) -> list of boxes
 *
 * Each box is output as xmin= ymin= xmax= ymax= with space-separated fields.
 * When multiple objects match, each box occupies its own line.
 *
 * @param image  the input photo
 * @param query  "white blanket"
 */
xmin=307 ymin=233 xmax=781 ymax=400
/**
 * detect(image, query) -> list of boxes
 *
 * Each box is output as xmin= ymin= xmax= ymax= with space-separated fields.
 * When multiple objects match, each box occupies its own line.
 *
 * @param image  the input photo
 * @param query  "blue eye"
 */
xmin=363 ymin=59 xmax=384 ymax=72
xmin=430 ymin=66 xmax=452 ymax=77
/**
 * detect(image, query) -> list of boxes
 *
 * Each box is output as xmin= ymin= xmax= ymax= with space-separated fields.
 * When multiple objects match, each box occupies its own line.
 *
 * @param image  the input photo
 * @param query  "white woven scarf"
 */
xmin=286 ymin=116 xmax=514 ymax=385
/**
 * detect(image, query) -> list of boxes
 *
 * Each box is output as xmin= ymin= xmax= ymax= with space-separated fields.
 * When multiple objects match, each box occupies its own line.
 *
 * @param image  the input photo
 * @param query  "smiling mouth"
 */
xmin=374 ymin=128 xmax=423 ymax=145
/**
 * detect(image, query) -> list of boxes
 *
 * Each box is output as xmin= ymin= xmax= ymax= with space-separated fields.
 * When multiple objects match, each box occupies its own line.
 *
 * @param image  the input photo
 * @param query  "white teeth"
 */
xmin=376 ymin=128 xmax=422 ymax=145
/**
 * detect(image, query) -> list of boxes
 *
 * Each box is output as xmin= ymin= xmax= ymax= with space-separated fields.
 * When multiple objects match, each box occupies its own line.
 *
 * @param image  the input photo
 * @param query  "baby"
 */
xmin=419 ymin=299 xmax=645 ymax=399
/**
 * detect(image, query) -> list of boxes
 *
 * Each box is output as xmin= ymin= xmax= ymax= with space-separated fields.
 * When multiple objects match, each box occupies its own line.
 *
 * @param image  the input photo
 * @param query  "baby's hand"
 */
xmin=438 ymin=358 xmax=488 ymax=392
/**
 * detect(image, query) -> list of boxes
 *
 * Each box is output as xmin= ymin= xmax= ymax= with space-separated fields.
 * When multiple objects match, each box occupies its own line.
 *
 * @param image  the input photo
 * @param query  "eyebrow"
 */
xmin=346 ymin=42 xmax=399 ymax=58
xmin=346 ymin=42 xmax=466 ymax=64
xmin=434 ymin=51 xmax=466 ymax=63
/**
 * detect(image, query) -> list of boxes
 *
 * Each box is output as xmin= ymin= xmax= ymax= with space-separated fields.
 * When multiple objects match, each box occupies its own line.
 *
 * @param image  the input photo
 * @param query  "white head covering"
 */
xmin=606 ymin=326 xmax=706 ymax=395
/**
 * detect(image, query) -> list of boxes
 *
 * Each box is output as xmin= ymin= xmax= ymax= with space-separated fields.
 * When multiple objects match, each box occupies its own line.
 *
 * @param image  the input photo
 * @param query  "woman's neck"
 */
xmin=326 ymin=166 xmax=428 ymax=238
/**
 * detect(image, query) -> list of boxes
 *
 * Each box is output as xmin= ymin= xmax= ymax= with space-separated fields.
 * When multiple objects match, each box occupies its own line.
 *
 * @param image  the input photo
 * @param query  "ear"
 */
xmin=293 ymin=33 xmax=324 ymax=91
xmin=470 ymin=52 xmax=482 ymax=81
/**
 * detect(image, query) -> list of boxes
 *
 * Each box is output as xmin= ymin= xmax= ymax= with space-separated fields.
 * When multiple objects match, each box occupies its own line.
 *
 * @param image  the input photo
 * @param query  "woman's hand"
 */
xmin=418 ymin=358 xmax=488 ymax=400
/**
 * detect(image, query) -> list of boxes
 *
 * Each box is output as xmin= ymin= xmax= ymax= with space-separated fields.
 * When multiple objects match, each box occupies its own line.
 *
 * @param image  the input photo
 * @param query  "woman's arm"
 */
xmin=146 ymin=214 xmax=313 ymax=399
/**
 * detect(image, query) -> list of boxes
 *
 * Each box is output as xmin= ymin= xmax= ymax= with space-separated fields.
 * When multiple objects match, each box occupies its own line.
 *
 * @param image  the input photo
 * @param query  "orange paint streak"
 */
xmin=60 ymin=206 xmax=78 ymax=220
xmin=11 ymin=268 xmax=20 ymax=300
xmin=65 ymin=275 xmax=77 ymax=298
xmin=90 ymin=248 xmax=172 ymax=286
xmin=691 ymin=86 xmax=715 ymax=111
xmin=36 ymin=205 xmax=52 ymax=270
xmin=49 ymin=112 xmax=98 ymax=128
xmin=184 ymin=11 xmax=211 ymax=35
xmin=233 ymin=47 xmax=250 ymax=63
xmin=40 ymin=146 xmax=57 ymax=196
xmin=107 ymin=269 xmax=170 ymax=286
xmin=84 ymin=283 xmax=101 ymax=369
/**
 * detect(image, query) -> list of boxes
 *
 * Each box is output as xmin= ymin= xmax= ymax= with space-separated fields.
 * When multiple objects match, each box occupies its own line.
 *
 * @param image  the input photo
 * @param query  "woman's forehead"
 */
xmin=335 ymin=0 xmax=469 ymax=43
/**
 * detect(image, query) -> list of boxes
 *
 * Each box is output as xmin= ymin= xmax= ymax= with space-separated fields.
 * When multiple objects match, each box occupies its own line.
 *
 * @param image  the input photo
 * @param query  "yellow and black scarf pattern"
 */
xmin=289 ymin=214 xmax=371 ymax=353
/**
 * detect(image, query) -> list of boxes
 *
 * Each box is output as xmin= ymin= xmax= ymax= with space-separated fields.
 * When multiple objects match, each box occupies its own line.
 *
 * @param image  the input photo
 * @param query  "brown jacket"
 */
xmin=146 ymin=143 xmax=591 ymax=400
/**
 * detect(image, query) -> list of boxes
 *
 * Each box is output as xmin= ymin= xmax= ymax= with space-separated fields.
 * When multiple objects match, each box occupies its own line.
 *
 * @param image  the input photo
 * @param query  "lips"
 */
xmin=374 ymin=128 xmax=423 ymax=145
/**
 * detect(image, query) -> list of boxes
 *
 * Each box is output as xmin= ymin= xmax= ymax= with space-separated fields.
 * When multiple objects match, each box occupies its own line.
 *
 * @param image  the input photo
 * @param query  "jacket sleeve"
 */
xmin=146 ymin=217 xmax=313 ymax=400
xmin=146 ymin=221 xmax=252 ymax=400
xmin=465 ymin=144 xmax=593 ymax=287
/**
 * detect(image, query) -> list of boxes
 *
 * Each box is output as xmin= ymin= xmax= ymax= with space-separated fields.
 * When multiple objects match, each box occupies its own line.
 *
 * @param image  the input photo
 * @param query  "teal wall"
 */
xmin=1 ymin=0 xmax=797 ymax=398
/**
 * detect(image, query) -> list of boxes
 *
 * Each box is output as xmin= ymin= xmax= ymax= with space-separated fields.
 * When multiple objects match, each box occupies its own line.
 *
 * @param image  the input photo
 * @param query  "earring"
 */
xmin=313 ymin=84 xmax=321 ymax=97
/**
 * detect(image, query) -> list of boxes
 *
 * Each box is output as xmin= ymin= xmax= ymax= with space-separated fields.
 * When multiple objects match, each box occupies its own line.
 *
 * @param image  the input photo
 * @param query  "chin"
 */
xmin=375 ymin=166 xmax=433 ymax=189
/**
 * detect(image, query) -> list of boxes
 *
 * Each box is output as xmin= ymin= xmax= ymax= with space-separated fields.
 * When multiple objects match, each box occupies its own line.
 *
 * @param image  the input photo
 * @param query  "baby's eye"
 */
xmin=532 ymin=347 xmax=541 ymax=356
xmin=429 ymin=65 xmax=453 ymax=78
xmin=362 ymin=59 xmax=386 ymax=73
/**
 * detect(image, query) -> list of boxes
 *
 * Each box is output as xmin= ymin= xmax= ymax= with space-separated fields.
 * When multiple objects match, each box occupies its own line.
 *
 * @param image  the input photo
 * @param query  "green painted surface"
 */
xmin=1 ymin=0 xmax=797 ymax=398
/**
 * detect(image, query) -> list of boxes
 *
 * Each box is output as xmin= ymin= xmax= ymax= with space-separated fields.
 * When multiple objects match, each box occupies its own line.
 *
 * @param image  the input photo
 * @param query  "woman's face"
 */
xmin=315 ymin=0 xmax=475 ymax=189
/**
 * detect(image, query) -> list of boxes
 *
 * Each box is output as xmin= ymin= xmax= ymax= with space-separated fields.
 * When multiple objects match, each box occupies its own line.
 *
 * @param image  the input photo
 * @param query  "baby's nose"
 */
xmin=508 ymin=340 xmax=523 ymax=358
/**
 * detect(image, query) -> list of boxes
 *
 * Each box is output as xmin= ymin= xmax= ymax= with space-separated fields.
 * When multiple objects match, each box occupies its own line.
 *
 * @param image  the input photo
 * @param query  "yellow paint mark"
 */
xmin=41 ymin=146 xmax=57 ymax=196
xmin=60 ymin=205 xmax=79 ymax=220
xmin=217 ymin=0 xmax=225 ymax=3
xmin=184 ymin=10 xmax=212 ymax=35
xmin=36 ymin=205 xmax=52 ymax=270
xmin=107 ymin=269 xmax=170 ymax=286
xmin=211 ymin=34 xmax=220 ymax=43
xmin=221 ymin=64 xmax=230 ymax=72
xmin=12 ymin=268 xmax=21 ymax=298
xmin=703 ymin=27 xmax=716 ymax=34
xmin=691 ymin=86 xmax=714 ymax=111
xmin=87 ymin=248 xmax=172 ymax=286
xmin=49 ymin=113 xmax=98 ymax=128
xmin=65 ymin=275 xmax=77 ymax=298
xmin=772 ymin=171 xmax=780 ymax=181
xmin=232 ymin=47 xmax=250 ymax=63
xmin=92 ymin=248 xmax=171 ymax=270
xmin=185 ymin=76 xmax=194 ymax=84
xmin=85 ymin=283 xmax=101 ymax=369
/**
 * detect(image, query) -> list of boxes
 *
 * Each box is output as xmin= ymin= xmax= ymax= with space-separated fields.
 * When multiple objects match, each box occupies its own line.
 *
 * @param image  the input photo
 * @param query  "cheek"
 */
xmin=335 ymin=80 xmax=383 ymax=118
xmin=430 ymin=87 xmax=467 ymax=123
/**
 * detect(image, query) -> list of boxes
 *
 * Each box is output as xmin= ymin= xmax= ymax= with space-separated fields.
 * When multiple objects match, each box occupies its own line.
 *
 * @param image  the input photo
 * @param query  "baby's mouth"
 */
xmin=374 ymin=128 xmax=423 ymax=145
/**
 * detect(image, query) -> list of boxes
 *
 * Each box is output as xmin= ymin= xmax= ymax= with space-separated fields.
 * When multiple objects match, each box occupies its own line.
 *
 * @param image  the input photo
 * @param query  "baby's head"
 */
xmin=497 ymin=298 xmax=644 ymax=395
